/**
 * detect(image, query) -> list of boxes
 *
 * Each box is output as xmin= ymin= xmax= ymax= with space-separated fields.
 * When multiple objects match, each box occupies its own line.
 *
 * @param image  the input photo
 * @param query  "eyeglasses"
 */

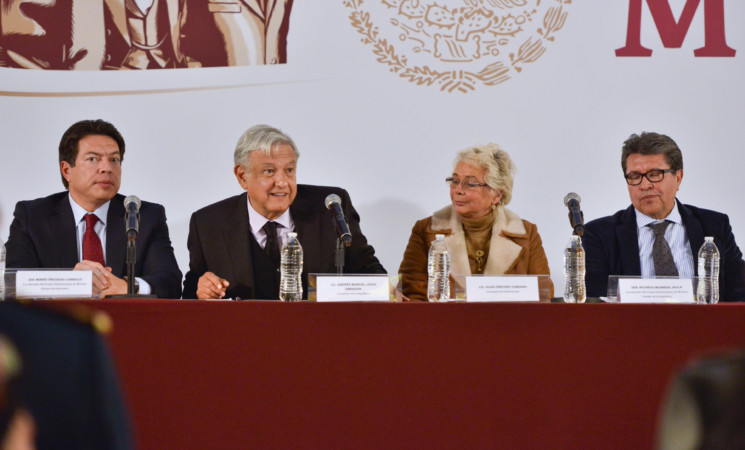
xmin=446 ymin=177 xmax=490 ymax=191
xmin=624 ymin=169 xmax=677 ymax=186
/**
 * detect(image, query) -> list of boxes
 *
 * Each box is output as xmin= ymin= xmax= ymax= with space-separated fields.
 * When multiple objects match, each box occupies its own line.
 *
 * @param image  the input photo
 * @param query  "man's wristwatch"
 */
xmin=124 ymin=277 xmax=140 ymax=294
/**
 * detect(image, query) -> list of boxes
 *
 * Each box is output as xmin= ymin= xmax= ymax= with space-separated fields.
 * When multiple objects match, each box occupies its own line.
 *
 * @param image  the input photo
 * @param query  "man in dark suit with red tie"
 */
xmin=182 ymin=124 xmax=385 ymax=300
xmin=6 ymin=119 xmax=182 ymax=298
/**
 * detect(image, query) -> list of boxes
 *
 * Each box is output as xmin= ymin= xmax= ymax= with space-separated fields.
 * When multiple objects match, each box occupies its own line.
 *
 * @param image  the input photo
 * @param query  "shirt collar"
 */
xmin=246 ymin=196 xmax=292 ymax=231
xmin=635 ymin=200 xmax=682 ymax=230
xmin=68 ymin=194 xmax=110 ymax=227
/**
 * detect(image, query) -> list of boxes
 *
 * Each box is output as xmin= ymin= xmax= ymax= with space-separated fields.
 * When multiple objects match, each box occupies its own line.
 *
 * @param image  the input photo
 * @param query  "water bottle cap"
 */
xmin=435 ymin=234 xmax=445 ymax=240
xmin=288 ymin=232 xmax=297 ymax=238
xmin=705 ymin=236 xmax=714 ymax=242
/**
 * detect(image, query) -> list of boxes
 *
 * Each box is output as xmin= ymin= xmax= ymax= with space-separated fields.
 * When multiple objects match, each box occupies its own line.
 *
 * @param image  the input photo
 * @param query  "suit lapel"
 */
xmin=430 ymin=206 xmax=469 ymax=281
xmin=485 ymin=207 xmax=525 ymax=275
xmin=430 ymin=206 xmax=469 ymax=296
xmin=617 ymin=205 xmax=641 ymax=275
xmin=163 ymin=0 xmax=182 ymax=56
xmin=70 ymin=0 xmax=108 ymax=69
xmin=106 ymin=196 xmax=126 ymax=275
xmin=224 ymin=194 xmax=253 ymax=291
xmin=290 ymin=190 xmax=324 ymax=273
xmin=679 ymin=202 xmax=704 ymax=276
xmin=240 ymin=0 xmax=265 ymax=20
xmin=105 ymin=0 xmax=131 ymax=45
xmin=51 ymin=196 xmax=79 ymax=268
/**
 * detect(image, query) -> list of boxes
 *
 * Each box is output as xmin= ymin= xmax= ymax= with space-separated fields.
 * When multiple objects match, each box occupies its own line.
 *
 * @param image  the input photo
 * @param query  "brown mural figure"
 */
xmin=0 ymin=0 xmax=293 ymax=70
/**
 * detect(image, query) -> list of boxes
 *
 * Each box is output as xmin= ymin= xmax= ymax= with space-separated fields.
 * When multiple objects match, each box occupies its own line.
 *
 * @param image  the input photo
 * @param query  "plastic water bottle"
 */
xmin=0 ymin=238 xmax=5 ymax=301
xmin=696 ymin=236 xmax=720 ymax=304
xmin=427 ymin=234 xmax=450 ymax=302
xmin=279 ymin=232 xmax=303 ymax=301
xmin=564 ymin=235 xmax=586 ymax=303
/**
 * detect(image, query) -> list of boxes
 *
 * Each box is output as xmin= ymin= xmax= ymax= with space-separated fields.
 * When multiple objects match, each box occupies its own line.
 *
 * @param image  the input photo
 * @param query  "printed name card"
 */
xmin=465 ymin=276 xmax=540 ymax=302
xmin=315 ymin=276 xmax=390 ymax=302
xmin=16 ymin=270 xmax=94 ymax=299
xmin=617 ymin=278 xmax=695 ymax=303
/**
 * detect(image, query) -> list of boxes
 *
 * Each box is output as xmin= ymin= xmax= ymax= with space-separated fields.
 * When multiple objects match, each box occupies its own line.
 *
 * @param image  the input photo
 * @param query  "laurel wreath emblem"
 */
xmin=344 ymin=0 xmax=570 ymax=93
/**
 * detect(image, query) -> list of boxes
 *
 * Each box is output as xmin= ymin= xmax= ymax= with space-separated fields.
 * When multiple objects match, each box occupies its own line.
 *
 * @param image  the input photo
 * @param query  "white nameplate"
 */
xmin=16 ymin=270 xmax=93 ymax=299
xmin=316 ymin=276 xmax=389 ymax=302
xmin=466 ymin=276 xmax=540 ymax=302
xmin=617 ymin=278 xmax=694 ymax=303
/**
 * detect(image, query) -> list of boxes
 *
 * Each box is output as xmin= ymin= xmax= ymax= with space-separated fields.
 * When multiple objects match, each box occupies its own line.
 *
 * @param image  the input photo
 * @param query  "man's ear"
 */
xmin=234 ymin=164 xmax=249 ymax=190
xmin=61 ymin=161 xmax=72 ymax=184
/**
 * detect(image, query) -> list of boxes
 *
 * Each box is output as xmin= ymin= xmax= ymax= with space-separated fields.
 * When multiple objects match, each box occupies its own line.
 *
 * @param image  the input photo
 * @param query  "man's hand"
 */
xmin=101 ymin=275 xmax=128 ymax=297
xmin=74 ymin=260 xmax=129 ymax=297
xmin=74 ymin=260 xmax=113 ymax=295
xmin=197 ymin=272 xmax=230 ymax=299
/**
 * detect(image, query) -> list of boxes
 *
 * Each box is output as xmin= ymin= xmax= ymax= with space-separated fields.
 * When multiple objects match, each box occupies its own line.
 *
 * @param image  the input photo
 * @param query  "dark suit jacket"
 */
xmin=183 ymin=185 xmax=386 ymax=299
xmin=583 ymin=201 xmax=745 ymax=301
xmin=6 ymin=192 xmax=182 ymax=298
xmin=0 ymin=301 xmax=132 ymax=449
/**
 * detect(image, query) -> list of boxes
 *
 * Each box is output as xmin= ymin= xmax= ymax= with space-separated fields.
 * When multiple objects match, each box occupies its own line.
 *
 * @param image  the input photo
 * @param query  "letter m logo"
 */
xmin=616 ymin=0 xmax=735 ymax=57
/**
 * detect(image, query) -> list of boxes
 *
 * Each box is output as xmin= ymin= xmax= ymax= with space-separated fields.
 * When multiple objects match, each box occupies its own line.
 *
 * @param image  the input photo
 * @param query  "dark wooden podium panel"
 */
xmin=49 ymin=301 xmax=745 ymax=449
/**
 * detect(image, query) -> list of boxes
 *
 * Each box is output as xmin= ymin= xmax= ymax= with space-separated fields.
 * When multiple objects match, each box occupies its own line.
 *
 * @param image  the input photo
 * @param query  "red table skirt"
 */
xmin=47 ymin=300 xmax=745 ymax=449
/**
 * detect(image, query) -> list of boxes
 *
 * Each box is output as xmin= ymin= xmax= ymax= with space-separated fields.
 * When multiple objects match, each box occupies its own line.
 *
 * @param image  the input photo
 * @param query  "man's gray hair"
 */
xmin=454 ymin=143 xmax=516 ymax=206
xmin=234 ymin=124 xmax=300 ymax=169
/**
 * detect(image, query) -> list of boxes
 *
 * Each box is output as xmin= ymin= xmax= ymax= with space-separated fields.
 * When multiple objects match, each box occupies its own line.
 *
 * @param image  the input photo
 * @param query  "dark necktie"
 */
xmin=262 ymin=221 xmax=281 ymax=262
xmin=649 ymin=221 xmax=678 ymax=277
xmin=83 ymin=214 xmax=106 ymax=266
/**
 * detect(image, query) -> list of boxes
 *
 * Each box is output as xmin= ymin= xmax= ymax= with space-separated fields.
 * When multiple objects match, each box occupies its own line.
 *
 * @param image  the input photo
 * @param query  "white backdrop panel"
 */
xmin=1 ymin=1 xmax=743 ymax=296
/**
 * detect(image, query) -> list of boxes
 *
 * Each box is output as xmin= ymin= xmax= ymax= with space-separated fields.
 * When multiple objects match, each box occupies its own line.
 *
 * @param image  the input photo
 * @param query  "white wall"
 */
xmin=2 ymin=1 xmax=744 ymax=295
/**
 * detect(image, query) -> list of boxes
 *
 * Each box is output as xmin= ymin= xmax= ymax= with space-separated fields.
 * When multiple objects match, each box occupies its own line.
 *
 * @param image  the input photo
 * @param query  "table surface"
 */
xmin=46 ymin=300 xmax=745 ymax=450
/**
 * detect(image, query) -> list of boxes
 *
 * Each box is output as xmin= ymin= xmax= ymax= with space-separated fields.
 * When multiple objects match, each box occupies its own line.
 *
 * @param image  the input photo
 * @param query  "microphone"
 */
xmin=324 ymin=194 xmax=352 ymax=247
xmin=563 ymin=192 xmax=585 ymax=236
xmin=124 ymin=195 xmax=141 ymax=241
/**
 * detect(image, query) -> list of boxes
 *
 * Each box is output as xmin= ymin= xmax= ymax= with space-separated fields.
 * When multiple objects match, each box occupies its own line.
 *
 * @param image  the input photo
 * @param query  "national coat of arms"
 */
xmin=345 ymin=0 xmax=571 ymax=93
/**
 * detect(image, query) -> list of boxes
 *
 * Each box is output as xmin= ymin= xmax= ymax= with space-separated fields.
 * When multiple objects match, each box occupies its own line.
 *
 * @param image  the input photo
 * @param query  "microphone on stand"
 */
xmin=563 ymin=192 xmax=585 ymax=236
xmin=324 ymin=194 xmax=352 ymax=247
xmin=124 ymin=195 xmax=141 ymax=296
xmin=111 ymin=195 xmax=155 ymax=298
xmin=124 ymin=195 xmax=141 ymax=242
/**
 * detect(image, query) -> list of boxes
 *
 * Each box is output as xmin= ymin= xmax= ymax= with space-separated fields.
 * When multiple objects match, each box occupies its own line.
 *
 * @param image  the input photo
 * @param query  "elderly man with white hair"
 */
xmin=183 ymin=124 xmax=386 ymax=300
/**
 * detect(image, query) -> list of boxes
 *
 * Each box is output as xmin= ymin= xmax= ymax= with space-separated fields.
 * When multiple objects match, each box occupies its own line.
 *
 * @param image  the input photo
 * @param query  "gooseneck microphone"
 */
xmin=122 ymin=195 xmax=142 ymax=296
xmin=324 ymin=194 xmax=352 ymax=247
xmin=124 ymin=195 xmax=141 ymax=241
xmin=563 ymin=192 xmax=585 ymax=236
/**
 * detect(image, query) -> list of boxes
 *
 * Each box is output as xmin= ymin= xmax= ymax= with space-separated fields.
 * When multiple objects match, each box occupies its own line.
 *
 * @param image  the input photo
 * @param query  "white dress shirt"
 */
xmin=246 ymin=198 xmax=295 ymax=249
xmin=636 ymin=202 xmax=695 ymax=278
xmin=133 ymin=0 xmax=155 ymax=13
xmin=68 ymin=194 xmax=151 ymax=294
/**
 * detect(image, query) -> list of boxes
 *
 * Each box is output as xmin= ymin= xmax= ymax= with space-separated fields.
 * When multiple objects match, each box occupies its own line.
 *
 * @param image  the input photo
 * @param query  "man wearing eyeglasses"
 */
xmin=583 ymin=132 xmax=745 ymax=301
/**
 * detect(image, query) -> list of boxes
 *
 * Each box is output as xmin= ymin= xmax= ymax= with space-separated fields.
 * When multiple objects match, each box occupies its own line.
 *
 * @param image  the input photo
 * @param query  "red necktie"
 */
xmin=83 ymin=214 xmax=105 ymax=266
